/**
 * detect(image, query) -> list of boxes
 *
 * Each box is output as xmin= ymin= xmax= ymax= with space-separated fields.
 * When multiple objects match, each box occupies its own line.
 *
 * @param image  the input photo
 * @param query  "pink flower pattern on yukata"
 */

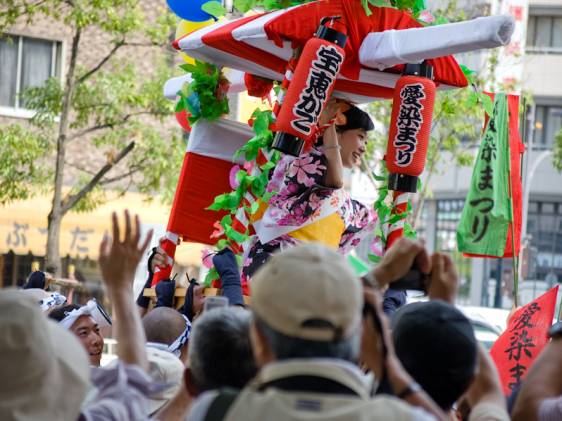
xmin=269 ymin=148 xmax=333 ymax=227
xmin=242 ymin=147 xmax=378 ymax=280
xmin=287 ymin=154 xmax=325 ymax=187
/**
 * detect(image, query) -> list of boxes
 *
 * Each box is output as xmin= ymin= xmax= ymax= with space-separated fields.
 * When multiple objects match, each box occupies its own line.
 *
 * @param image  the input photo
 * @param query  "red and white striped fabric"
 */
xmin=167 ymin=118 xmax=253 ymax=245
xmin=173 ymin=0 xmax=512 ymax=104
xmin=386 ymin=191 xmax=409 ymax=250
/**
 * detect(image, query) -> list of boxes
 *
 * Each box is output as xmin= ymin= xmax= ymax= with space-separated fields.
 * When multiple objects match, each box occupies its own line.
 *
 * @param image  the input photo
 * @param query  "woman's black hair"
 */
xmin=335 ymin=105 xmax=374 ymax=133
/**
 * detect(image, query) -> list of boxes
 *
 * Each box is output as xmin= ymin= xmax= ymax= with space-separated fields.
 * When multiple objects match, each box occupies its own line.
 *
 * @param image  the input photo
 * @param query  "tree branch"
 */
xmin=69 ymin=123 xmax=116 ymax=141
xmin=76 ymin=39 xmax=125 ymax=84
xmin=0 ymin=0 xmax=48 ymax=31
xmin=99 ymin=167 xmax=141 ymax=185
xmin=64 ymin=160 xmax=96 ymax=175
xmin=60 ymin=141 xmax=135 ymax=214
xmin=124 ymin=41 xmax=165 ymax=48
xmin=68 ymin=111 xmax=169 ymax=141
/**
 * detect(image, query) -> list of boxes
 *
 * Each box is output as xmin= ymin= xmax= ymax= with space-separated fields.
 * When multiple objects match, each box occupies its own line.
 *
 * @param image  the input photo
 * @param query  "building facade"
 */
xmin=423 ymin=0 xmax=562 ymax=308
xmin=0 ymin=0 xmax=205 ymax=294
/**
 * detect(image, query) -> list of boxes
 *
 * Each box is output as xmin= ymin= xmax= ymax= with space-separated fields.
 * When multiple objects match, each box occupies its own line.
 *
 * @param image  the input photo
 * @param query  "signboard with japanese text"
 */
xmin=457 ymin=94 xmax=511 ymax=256
xmin=0 ymin=192 xmax=205 ymax=267
xmin=490 ymin=286 xmax=558 ymax=395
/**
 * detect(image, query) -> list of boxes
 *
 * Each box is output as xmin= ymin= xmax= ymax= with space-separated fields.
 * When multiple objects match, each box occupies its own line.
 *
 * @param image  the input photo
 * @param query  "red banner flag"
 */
xmin=490 ymin=286 xmax=559 ymax=395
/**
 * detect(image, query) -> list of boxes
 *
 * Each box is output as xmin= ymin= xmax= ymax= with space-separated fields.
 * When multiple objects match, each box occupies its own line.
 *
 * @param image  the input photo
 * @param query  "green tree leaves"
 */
xmin=0 ymin=125 xmax=52 ymax=204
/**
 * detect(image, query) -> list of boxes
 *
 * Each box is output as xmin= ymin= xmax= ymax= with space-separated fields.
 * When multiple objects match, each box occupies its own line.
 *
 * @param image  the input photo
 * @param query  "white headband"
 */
xmin=147 ymin=315 xmax=192 ymax=358
xmin=168 ymin=315 xmax=192 ymax=356
xmin=39 ymin=292 xmax=67 ymax=312
xmin=59 ymin=299 xmax=112 ymax=330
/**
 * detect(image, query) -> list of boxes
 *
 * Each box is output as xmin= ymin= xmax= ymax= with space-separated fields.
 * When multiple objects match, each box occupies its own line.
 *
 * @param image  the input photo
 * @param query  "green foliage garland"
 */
xmin=177 ymin=61 xmax=230 ymax=125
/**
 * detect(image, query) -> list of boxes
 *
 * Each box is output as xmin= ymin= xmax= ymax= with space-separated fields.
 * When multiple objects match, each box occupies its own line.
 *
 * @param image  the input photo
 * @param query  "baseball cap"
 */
xmin=0 ymin=290 xmax=90 ymax=421
xmin=251 ymin=243 xmax=363 ymax=342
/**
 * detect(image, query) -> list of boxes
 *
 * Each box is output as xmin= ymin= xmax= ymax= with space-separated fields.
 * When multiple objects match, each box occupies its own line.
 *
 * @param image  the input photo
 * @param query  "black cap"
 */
xmin=388 ymin=173 xmax=418 ymax=193
xmin=272 ymin=132 xmax=305 ymax=157
xmin=404 ymin=62 xmax=434 ymax=79
xmin=392 ymin=301 xmax=478 ymax=410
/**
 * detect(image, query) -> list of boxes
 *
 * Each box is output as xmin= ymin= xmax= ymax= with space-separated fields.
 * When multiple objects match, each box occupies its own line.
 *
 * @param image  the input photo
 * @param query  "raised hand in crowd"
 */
xmin=463 ymin=343 xmax=509 ymax=421
xmin=99 ymin=210 xmax=153 ymax=372
xmin=360 ymin=288 xmax=448 ymax=421
xmin=365 ymin=237 xmax=431 ymax=288
xmin=427 ymin=252 xmax=459 ymax=304
xmin=136 ymin=239 xmax=176 ymax=315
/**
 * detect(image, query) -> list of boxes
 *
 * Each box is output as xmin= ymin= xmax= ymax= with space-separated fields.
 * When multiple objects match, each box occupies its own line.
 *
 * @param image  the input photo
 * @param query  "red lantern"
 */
xmin=175 ymin=109 xmax=191 ymax=132
xmin=386 ymin=63 xmax=436 ymax=193
xmin=272 ymin=17 xmax=347 ymax=156
xmin=151 ymin=233 xmax=179 ymax=286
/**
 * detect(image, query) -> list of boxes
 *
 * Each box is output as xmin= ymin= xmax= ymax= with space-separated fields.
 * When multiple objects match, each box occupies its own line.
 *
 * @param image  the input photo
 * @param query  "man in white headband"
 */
xmin=49 ymin=299 xmax=111 ymax=366
xmin=142 ymin=307 xmax=192 ymax=364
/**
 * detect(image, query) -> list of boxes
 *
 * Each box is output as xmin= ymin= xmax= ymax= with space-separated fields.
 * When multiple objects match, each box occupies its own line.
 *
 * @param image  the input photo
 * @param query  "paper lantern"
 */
xmin=386 ymin=63 xmax=436 ymax=193
xmin=272 ymin=18 xmax=347 ymax=156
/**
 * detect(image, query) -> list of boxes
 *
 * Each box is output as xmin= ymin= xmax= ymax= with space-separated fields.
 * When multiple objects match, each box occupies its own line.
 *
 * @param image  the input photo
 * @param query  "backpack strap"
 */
xmin=204 ymin=388 xmax=239 ymax=421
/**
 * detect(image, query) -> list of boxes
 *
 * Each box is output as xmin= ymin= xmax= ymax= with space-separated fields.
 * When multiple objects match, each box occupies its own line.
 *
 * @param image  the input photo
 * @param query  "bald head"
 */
xmin=143 ymin=307 xmax=187 ymax=346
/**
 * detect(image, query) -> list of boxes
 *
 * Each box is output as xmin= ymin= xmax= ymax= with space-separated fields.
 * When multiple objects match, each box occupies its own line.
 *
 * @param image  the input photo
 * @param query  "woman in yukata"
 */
xmin=243 ymin=100 xmax=378 ymax=281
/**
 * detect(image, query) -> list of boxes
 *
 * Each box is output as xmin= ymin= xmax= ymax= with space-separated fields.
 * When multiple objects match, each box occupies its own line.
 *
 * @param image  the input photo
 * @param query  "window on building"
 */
xmin=434 ymin=199 xmax=472 ymax=302
xmin=527 ymin=202 xmax=562 ymax=282
xmin=0 ymin=35 xmax=62 ymax=112
xmin=526 ymin=11 xmax=562 ymax=52
xmin=534 ymin=104 xmax=562 ymax=148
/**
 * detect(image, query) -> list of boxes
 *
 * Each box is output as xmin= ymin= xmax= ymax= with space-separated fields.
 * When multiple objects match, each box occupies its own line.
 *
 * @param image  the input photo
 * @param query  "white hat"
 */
xmin=252 ymin=243 xmax=363 ymax=342
xmin=145 ymin=346 xmax=185 ymax=415
xmin=0 ymin=290 xmax=90 ymax=421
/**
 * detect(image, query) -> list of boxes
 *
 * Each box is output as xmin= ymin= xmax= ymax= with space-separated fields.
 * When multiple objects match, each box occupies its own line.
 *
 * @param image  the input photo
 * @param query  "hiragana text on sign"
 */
xmin=291 ymin=45 xmax=344 ymax=136
xmin=393 ymin=83 xmax=425 ymax=167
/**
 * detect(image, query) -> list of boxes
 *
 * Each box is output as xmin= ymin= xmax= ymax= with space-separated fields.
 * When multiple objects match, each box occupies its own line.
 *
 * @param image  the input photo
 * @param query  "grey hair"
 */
xmin=188 ymin=307 xmax=257 ymax=392
xmin=254 ymin=316 xmax=361 ymax=363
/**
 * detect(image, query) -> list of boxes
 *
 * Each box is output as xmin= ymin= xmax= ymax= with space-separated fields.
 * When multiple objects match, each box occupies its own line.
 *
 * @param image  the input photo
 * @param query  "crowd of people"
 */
xmin=1 ymin=209 xmax=561 ymax=421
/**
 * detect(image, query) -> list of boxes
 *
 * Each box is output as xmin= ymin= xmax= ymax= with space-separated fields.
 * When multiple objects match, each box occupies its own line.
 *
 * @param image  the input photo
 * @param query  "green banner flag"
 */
xmin=457 ymin=94 xmax=511 ymax=256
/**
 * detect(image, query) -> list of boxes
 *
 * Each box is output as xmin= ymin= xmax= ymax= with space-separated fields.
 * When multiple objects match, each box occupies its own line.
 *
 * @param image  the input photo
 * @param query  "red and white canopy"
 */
xmin=167 ymin=118 xmax=252 ymax=244
xmin=173 ymin=0 xmax=514 ymax=104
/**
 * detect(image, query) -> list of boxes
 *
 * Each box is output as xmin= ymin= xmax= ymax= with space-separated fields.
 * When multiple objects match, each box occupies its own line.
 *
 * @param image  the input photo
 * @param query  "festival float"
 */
xmin=147 ymin=0 xmax=516 ymax=305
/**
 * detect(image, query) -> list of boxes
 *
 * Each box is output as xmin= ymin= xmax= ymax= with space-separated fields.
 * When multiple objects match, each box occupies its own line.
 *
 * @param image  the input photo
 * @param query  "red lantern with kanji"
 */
xmin=386 ymin=63 xmax=436 ymax=193
xmin=272 ymin=17 xmax=347 ymax=156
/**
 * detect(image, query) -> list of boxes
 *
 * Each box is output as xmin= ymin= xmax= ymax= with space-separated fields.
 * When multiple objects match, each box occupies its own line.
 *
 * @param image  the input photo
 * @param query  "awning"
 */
xmin=0 ymin=191 xmax=204 ymax=267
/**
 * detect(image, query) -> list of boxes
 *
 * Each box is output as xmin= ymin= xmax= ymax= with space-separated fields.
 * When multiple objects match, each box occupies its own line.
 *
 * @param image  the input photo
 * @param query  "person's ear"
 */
xmin=183 ymin=367 xmax=199 ymax=397
xmin=249 ymin=319 xmax=275 ymax=368
xmin=179 ymin=342 xmax=189 ymax=364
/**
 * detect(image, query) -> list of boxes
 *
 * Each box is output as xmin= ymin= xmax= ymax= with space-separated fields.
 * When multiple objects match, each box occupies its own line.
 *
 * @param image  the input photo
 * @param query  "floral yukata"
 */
xmin=243 ymin=146 xmax=378 ymax=280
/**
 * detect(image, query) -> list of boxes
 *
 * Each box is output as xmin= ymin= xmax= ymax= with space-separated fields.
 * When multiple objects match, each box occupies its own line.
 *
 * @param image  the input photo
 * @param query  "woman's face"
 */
xmin=338 ymin=128 xmax=368 ymax=169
